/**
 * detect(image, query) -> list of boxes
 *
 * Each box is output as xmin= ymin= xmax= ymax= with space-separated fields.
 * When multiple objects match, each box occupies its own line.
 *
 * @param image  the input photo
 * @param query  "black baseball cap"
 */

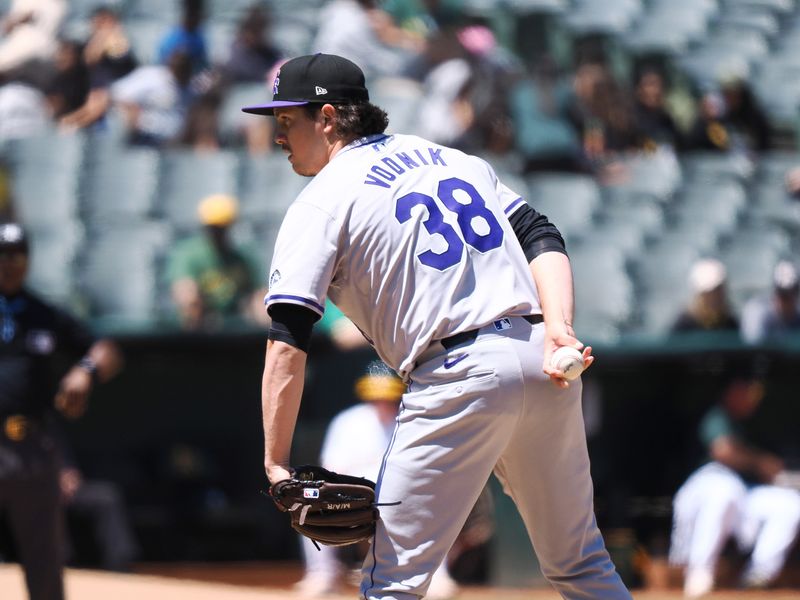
xmin=241 ymin=53 xmax=369 ymax=116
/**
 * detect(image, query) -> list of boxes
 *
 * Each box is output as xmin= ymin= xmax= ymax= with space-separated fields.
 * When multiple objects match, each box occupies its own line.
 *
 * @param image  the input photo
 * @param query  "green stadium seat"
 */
xmin=636 ymin=293 xmax=686 ymax=336
xmin=570 ymin=244 xmax=634 ymax=329
xmin=630 ymin=243 xmax=701 ymax=295
xmin=605 ymin=152 xmax=682 ymax=203
xmin=125 ymin=19 xmax=167 ymax=65
xmin=722 ymin=244 xmax=782 ymax=309
xmin=237 ymin=154 xmax=308 ymax=224
xmin=158 ymin=150 xmax=240 ymax=232
xmin=81 ymin=146 xmax=161 ymax=225
xmin=123 ymin=0 xmax=178 ymax=23
xmin=575 ymin=220 xmax=648 ymax=257
xmin=604 ymin=199 xmax=665 ymax=237
xmin=81 ymin=248 xmax=157 ymax=327
xmin=219 ymin=83 xmax=270 ymax=143
xmin=26 ymin=221 xmax=85 ymax=307
xmin=756 ymin=151 xmax=800 ymax=184
xmin=370 ymin=77 xmax=424 ymax=136
xmin=564 ymin=0 xmax=641 ymax=35
xmin=655 ymin=225 xmax=721 ymax=256
xmin=680 ymin=180 xmax=748 ymax=212
xmin=681 ymin=151 xmax=755 ymax=183
xmin=206 ymin=0 xmax=255 ymax=24
xmin=206 ymin=21 xmax=236 ymax=65
xmin=526 ymin=173 xmax=599 ymax=239
xmin=8 ymin=132 xmax=85 ymax=226
xmin=80 ymin=223 xmax=172 ymax=329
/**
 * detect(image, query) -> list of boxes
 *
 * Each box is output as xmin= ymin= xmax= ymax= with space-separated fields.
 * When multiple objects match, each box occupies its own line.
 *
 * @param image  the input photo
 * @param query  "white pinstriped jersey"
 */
xmin=264 ymin=133 xmax=540 ymax=378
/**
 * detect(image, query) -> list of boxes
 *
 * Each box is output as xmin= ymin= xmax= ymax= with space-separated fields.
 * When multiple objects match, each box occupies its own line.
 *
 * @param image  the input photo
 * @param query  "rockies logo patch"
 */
xmin=269 ymin=269 xmax=281 ymax=288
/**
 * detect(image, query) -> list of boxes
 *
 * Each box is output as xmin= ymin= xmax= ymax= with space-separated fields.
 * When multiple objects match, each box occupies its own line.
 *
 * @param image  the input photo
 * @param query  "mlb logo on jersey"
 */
xmin=493 ymin=318 xmax=512 ymax=331
xmin=303 ymin=488 xmax=320 ymax=499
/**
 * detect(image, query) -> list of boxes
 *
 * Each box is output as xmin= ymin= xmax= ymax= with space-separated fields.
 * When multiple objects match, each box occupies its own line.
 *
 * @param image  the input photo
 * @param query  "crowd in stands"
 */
xmin=0 ymin=0 xmax=798 ymax=337
xmin=0 ymin=0 xmax=792 ymax=162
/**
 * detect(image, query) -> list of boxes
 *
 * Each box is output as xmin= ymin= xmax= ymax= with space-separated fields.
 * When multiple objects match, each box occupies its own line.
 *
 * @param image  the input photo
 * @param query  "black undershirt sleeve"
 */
xmin=507 ymin=202 xmax=568 ymax=263
xmin=267 ymin=303 xmax=318 ymax=353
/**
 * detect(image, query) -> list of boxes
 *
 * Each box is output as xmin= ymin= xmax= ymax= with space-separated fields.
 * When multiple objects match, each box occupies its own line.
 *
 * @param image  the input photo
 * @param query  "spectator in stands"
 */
xmin=109 ymin=48 xmax=195 ymax=147
xmin=741 ymin=260 xmax=800 ymax=344
xmin=632 ymin=67 xmax=682 ymax=152
xmin=45 ymin=39 xmax=90 ymax=120
xmin=0 ymin=0 xmax=66 ymax=83
xmin=685 ymin=78 xmax=771 ymax=155
xmin=565 ymin=61 xmax=640 ymax=170
xmin=223 ymin=4 xmax=281 ymax=84
xmin=416 ymin=29 xmax=476 ymax=146
xmin=165 ymin=194 xmax=268 ymax=331
xmin=672 ymin=258 xmax=739 ymax=333
xmin=157 ymin=0 xmax=208 ymax=76
xmin=719 ymin=75 xmax=771 ymax=153
xmin=685 ymin=90 xmax=730 ymax=152
xmin=670 ymin=367 xmax=800 ymax=596
xmin=446 ymin=24 xmax=520 ymax=155
xmin=60 ymin=6 xmax=137 ymax=130
xmin=312 ymin=0 xmax=424 ymax=79
xmin=176 ymin=91 xmax=222 ymax=152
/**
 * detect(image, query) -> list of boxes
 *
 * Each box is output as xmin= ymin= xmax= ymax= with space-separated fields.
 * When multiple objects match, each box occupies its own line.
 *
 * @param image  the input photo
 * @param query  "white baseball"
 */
xmin=550 ymin=346 xmax=585 ymax=380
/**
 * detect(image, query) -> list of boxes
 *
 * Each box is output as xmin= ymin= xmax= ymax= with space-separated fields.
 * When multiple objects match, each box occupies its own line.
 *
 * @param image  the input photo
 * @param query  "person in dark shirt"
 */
xmin=45 ymin=39 xmax=90 ymax=120
xmin=685 ymin=91 xmax=732 ymax=153
xmin=0 ymin=222 xmax=122 ymax=600
xmin=223 ymin=5 xmax=281 ymax=84
xmin=632 ymin=67 xmax=682 ymax=151
xmin=59 ymin=6 xmax=137 ymax=130
xmin=720 ymin=76 xmax=771 ymax=153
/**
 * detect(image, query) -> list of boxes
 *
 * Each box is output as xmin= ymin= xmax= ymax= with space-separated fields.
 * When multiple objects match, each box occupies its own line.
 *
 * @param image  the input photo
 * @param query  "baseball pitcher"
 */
xmin=244 ymin=54 xmax=632 ymax=600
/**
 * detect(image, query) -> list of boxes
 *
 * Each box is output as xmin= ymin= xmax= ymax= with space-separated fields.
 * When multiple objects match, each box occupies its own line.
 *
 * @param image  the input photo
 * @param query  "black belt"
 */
xmin=441 ymin=314 xmax=543 ymax=350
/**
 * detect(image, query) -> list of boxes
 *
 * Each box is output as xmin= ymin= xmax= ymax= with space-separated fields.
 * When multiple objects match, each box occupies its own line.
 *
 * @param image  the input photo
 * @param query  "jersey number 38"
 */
xmin=395 ymin=177 xmax=504 ymax=271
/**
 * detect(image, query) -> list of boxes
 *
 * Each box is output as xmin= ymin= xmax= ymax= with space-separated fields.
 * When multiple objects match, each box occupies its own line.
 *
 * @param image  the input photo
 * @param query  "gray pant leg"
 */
xmin=361 ymin=340 xmax=524 ymax=599
xmin=493 ymin=332 xmax=631 ymax=600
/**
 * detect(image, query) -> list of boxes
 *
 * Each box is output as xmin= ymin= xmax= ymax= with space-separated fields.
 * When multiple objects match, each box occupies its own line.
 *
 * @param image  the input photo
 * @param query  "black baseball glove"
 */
xmin=269 ymin=465 xmax=379 ymax=547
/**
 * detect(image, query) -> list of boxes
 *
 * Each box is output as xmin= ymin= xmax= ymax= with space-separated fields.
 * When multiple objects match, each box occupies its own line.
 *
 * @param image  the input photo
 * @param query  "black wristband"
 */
xmin=78 ymin=357 xmax=99 ymax=383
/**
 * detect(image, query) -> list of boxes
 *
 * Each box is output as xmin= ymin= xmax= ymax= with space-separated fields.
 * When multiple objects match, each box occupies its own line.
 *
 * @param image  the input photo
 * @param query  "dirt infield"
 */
xmin=2 ymin=563 xmax=800 ymax=599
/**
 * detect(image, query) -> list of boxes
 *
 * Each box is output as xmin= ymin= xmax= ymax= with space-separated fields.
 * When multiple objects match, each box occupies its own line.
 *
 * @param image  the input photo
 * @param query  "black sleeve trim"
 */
xmin=268 ymin=303 xmax=317 ymax=353
xmin=508 ymin=203 xmax=567 ymax=262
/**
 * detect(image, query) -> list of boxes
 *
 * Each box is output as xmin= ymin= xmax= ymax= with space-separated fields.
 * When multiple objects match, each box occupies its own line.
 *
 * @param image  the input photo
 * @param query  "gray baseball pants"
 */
xmin=360 ymin=316 xmax=631 ymax=600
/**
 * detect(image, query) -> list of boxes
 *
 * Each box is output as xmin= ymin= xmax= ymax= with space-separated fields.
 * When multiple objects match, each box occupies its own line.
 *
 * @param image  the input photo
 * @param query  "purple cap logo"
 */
xmin=272 ymin=71 xmax=280 ymax=96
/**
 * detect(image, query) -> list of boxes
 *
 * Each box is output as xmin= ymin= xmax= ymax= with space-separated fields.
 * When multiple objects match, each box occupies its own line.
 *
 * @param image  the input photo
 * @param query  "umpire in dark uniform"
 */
xmin=0 ymin=222 xmax=123 ymax=600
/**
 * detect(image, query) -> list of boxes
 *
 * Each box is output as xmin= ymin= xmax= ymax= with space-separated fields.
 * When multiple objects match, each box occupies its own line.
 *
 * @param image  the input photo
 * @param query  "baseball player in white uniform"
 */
xmin=244 ymin=53 xmax=631 ymax=600
xmin=670 ymin=375 xmax=800 ymax=597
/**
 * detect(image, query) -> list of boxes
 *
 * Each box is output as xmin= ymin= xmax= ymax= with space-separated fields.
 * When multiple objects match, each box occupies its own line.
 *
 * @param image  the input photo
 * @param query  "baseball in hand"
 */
xmin=550 ymin=346 xmax=585 ymax=380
